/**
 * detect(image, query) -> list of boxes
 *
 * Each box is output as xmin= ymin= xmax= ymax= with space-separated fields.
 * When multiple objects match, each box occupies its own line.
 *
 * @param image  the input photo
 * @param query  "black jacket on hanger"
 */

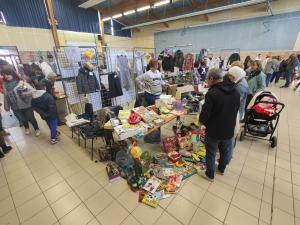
xmin=100 ymin=83 xmax=112 ymax=107
xmin=162 ymin=56 xmax=174 ymax=72
xmin=76 ymin=67 xmax=100 ymax=94
xmin=108 ymin=72 xmax=123 ymax=98
xmin=174 ymin=50 xmax=184 ymax=68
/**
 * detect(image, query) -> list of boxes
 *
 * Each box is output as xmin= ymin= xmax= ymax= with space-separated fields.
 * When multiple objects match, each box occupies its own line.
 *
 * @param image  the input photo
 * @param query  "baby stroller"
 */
xmin=240 ymin=91 xmax=285 ymax=148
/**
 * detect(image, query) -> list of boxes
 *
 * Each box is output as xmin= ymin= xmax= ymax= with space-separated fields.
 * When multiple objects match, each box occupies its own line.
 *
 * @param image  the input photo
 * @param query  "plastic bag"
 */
xmin=2 ymin=111 xmax=19 ymax=129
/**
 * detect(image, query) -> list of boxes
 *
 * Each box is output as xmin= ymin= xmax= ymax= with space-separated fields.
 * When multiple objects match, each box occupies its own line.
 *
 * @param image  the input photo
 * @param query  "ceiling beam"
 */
xmin=192 ymin=0 xmax=209 ymax=21
xmin=127 ymin=0 xmax=229 ymax=24
xmin=148 ymin=11 xmax=169 ymax=28
xmin=102 ymin=0 xmax=163 ymax=18
xmin=114 ymin=19 xmax=141 ymax=32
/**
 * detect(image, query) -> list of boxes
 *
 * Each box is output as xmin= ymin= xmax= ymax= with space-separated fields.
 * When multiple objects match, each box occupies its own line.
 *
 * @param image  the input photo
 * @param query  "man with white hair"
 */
xmin=198 ymin=68 xmax=240 ymax=182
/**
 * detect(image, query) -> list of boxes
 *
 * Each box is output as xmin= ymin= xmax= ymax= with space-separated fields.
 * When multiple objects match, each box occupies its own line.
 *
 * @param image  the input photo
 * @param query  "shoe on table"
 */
xmin=51 ymin=138 xmax=59 ymax=145
xmin=0 ymin=130 xmax=10 ymax=135
xmin=25 ymin=129 xmax=30 ymax=135
xmin=35 ymin=129 xmax=41 ymax=137
xmin=197 ymin=169 xmax=214 ymax=182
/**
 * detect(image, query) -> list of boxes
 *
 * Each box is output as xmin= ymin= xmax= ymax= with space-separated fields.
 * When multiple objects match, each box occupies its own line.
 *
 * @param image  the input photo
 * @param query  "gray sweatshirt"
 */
xmin=136 ymin=70 xmax=165 ymax=95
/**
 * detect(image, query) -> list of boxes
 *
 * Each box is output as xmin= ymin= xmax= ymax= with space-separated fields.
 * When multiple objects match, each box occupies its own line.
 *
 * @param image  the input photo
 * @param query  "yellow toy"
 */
xmin=192 ymin=153 xmax=200 ymax=162
xmin=130 ymin=142 xmax=142 ymax=159
xmin=83 ymin=50 xmax=94 ymax=59
xmin=175 ymin=160 xmax=186 ymax=167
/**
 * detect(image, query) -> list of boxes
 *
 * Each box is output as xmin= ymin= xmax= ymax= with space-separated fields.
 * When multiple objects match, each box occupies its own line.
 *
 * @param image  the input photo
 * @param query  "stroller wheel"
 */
xmin=240 ymin=130 xmax=245 ymax=141
xmin=270 ymin=136 xmax=277 ymax=148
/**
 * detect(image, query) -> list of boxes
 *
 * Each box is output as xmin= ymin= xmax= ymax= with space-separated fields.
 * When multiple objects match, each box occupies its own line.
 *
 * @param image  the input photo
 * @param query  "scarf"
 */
xmin=5 ymin=79 xmax=19 ymax=109
xmin=248 ymin=70 xmax=261 ymax=81
xmin=228 ymin=66 xmax=246 ymax=83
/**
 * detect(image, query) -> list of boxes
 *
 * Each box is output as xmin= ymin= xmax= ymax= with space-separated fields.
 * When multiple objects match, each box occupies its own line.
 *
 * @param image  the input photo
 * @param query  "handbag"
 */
xmin=2 ymin=111 xmax=19 ymax=129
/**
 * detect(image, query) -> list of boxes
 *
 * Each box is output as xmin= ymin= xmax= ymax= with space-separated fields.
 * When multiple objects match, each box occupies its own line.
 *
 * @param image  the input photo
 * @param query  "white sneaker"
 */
xmin=25 ymin=129 xmax=30 ymax=135
xmin=35 ymin=129 xmax=41 ymax=137
xmin=197 ymin=169 xmax=214 ymax=182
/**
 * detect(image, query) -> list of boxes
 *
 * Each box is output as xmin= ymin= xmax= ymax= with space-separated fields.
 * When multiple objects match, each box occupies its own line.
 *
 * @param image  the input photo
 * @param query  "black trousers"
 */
xmin=13 ymin=108 xmax=39 ymax=130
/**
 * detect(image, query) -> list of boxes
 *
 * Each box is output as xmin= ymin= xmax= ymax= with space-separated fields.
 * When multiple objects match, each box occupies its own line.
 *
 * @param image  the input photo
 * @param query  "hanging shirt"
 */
xmin=143 ymin=55 xmax=153 ymax=64
xmin=40 ymin=62 xmax=53 ymax=77
xmin=182 ymin=54 xmax=195 ymax=71
xmin=209 ymin=58 xmax=221 ymax=69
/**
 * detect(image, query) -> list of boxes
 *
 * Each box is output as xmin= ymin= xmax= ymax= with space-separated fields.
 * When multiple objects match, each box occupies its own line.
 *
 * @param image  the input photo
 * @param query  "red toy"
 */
xmin=128 ymin=113 xmax=141 ymax=124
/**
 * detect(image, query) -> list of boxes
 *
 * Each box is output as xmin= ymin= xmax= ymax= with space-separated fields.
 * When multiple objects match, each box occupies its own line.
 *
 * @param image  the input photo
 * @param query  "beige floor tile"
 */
xmin=22 ymin=207 xmax=57 ymax=225
xmin=75 ymin=178 xmax=101 ymax=201
xmin=66 ymin=170 xmax=91 ymax=189
xmin=104 ymin=178 xmax=129 ymax=198
xmin=293 ymin=172 xmax=300 ymax=186
xmin=225 ymin=205 xmax=258 ymax=225
xmin=199 ymin=192 xmax=229 ymax=222
xmin=155 ymin=211 xmax=182 ymax=225
xmin=291 ymin=162 xmax=300 ymax=175
xmin=226 ymin=161 xmax=243 ymax=175
xmin=264 ymin=174 xmax=274 ymax=188
xmin=157 ymin=193 xmax=174 ymax=209
xmin=59 ymin=203 xmax=94 ymax=225
xmin=190 ymin=208 xmax=222 ymax=225
xmin=51 ymin=191 xmax=82 ymax=219
xmin=262 ymin=186 xmax=273 ymax=204
xmin=76 ymin=156 xmax=94 ymax=168
xmin=188 ymin=172 xmax=212 ymax=190
xmin=244 ymin=157 xmax=267 ymax=172
xmin=290 ymin=146 xmax=300 ymax=156
xmin=166 ymin=195 xmax=197 ymax=224
xmin=275 ymin=167 xmax=292 ymax=182
xmin=295 ymin=217 xmax=300 ymax=225
xmin=87 ymin=218 xmax=101 ymax=225
xmin=48 ymin=150 xmax=68 ymax=163
xmin=27 ymin=157 xmax=51 ymax=172
xmin=259 ymin=220 xmax=269 ymax=225
xmin=59 ymin=162 xmax=82 ymax=179
xmin=215 ymin=170 xmax=239 ymax=187
xmin=41 ymin=145 xmax=63 ymax=156
xmin=0 ymin=175 xmax=7 ymax=188
xmin=84 ymin=162 xmax=106 ymax=177
xmin=44 ymin=180 xmax=72 ymax=204
xmin=38 ymin=171 xmax=64 ymax=191
xmin=293 ymin=184 xmax=300 ymax=201
xmin=273 ymin=191 xmax=294 ymax=215
xmin=272 ymin=207 xmax=295 ymax=225
xmin=0 ymin=185 xmax=11 ymax=201
xmin=0 ymin=209 xmax=20 ymax=225
xmin=24 ymin=151 xmax=46 ymax=165
xmin=132 ymin=202 xmax=164 ymax=225
xmin=295 ymin=199 xmax=300 ymax=219
xmin=208 ymin=179 xmax=235 ymax=203
xmin=84 ymin=189 xmax=114 ymax=216
xmin=234 ymin=146 xmax=249 ymax=156
xmin=241 ymin=166 xmax=265 ymax=184
xmin=276 ymin=158 xmax=291 ymax=171
xmin=121 ymin=215 xmax=142 ymax=225
xmin=267 ymin=155 xmax=275 ymax=165
xmin=16 ymin=194 xmax=49 ymax=223
xmin=274 ymin=178 xmax=293 ymax=197
xmin=1 ymin=152 xmax=23 ymax=166
xmin=0 ymin=196 xmax=15 ymax=217
xmin=277 ymin=151 xmax=291 ymax=161
xmin=116 ymin=188 xmax=139 ymax=213
xmin=70 ymin=150 xmax=89 ymax=161
xmin=178 ymin=181 xmax=205 ymax=206
xmin=231 ymin=152 xmax=247 ymax=164
xmin=96 ymin=200 xmax=129 ymax=225
xmin=248 ymin=150 xmax=268 ymax=162
xmin=32 ymin=164 xmax=57 ymax=181
xmin=52 ymin=156 xmax=75 ymax=170
xmin=291 ymin=153 xmax=300 ymax=164
xmin=260 ymin=201 xmax=271 ymax=224
xmin=93 ymin=170 xmax=110 ymax=187
xmin=231 ymin=189 xmax=261 ymax=218
xmin=0 ymin=168 xmax=4 ymax=177
xmin=3 ymin=159 xmax=27 ymax=174
xmin=8 ymin=173 xmax=36 ymax=194
xmin=12 ymin=183 xmax=41 ymax=207
xmin=6 ymin=166 xmax=31 ymax=184
xmin=237 ymin=176 xmax=264 ymax=199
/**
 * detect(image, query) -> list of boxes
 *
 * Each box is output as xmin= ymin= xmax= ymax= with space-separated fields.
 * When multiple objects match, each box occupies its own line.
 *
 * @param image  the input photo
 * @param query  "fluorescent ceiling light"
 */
xmin=102 ymin=17 xmax=111 ymax=21
xmin=137 ymin=6 xmax=150 ymax=11
xmin=112 ymin=14 xmax=122 ymax=18
xmin=122 ymin=0 xmax=266 ymax=30
xmin=189 ymin=20 xmax=230 ymax=28
xmin=124 ymin=10 xmax=135 ymax=15
xmin=78 ymin=0 xmax=105 ymax=9
xmin=154 ymin=0 xmax=169 ymax=7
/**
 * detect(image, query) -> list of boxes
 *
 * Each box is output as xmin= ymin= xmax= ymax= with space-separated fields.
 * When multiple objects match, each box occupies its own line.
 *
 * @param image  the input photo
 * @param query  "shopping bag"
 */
xmin=2 ymin=111 xmax=19 ymax=129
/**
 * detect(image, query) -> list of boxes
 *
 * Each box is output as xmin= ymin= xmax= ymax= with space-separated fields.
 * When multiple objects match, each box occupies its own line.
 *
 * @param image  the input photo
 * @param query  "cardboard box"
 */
xmin=176 ymin=85 xmax=194 ymax=94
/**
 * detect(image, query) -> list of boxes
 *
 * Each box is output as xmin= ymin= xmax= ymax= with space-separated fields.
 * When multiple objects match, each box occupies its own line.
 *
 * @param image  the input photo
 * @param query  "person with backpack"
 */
xmin=31 ymin=82 xmax=60 ymax=144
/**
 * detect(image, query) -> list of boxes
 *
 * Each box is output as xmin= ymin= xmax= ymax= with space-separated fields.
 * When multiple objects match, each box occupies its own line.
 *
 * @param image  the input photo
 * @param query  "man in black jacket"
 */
xmin=281 ymin=53 xmax=298 ymax=88
xmin=197 ymin=56 xmax=208 ymax=82
xmin=31 ymin=82 xmax=60 ymax=145
xmin=198 ymin=68 xmax=240 ymax=181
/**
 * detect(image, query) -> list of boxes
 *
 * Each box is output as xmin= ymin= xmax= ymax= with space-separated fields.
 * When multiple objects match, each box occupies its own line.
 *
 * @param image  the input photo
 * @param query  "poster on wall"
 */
xmin=65 ymin=46 xmax=81 ymax=63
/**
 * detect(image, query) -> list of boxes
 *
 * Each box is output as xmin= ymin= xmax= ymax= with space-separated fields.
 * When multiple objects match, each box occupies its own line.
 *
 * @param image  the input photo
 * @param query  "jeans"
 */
xmin=46 ymin=118 xmax=58 ymax=140
xmin=228 ymin=137 xmax=236 ymax=162
xmin=144 ymin=91 xmax=160 ymax=106
xmin=205 ymin=134 xmax=232 ymax=179
xmin=13 ymin=108 xmax=39 ymax=130
xmin=284 ymin=71 xmax=293 ymax=87
xmin=265 ymin=73 xmax=273 ymax=87
xmin=270 ymin=71 xmax=281 ymax=83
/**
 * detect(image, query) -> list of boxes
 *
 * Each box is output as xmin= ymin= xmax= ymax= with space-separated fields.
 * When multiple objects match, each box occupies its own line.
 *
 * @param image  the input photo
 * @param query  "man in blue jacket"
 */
xmin=198 ymin=68 xmax=240 ymax=181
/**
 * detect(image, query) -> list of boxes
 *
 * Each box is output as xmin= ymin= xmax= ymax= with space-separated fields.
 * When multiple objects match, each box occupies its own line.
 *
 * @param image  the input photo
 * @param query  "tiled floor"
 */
xmin=0 ymin=80 xmax=300 ymax=225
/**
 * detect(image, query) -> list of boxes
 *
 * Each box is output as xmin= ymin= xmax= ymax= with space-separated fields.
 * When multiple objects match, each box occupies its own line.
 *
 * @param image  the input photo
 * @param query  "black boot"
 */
xmin=1 ymin=145 xmax=12 ymax=154
xmin=0 ymin=151 xmax=4 ymax=158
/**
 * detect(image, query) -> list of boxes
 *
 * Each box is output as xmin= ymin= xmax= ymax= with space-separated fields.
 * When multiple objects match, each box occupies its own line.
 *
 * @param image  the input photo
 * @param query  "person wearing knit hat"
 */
xmin=227 ymin=66 xmax=249 ymax=120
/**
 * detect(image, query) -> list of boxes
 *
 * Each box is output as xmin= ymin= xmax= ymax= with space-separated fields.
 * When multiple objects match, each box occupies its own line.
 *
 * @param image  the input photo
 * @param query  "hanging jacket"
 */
xmin=227 ymin=53 xmax=241 ymax=65
xmin=76 ymin=67 xmax=100 ymax=94
xmin=199 ymin=49 xmax=208 ymax=60
xmin=182 ymin=54 xmax=195 ymax=71
xmin=162 ymin=56 xmax=174 ymax=72
xmin=108 ymin=72 xmax=123 ymax=98
xmin=100 ymin=82 xmax=112 ymax=107
xmin=263 ymin=59 xmax=277 ymax=74
xmin=174 ymin=50 xmax=184 ymax=67
xmin=31 ymin=90 xmax=58 ymax=121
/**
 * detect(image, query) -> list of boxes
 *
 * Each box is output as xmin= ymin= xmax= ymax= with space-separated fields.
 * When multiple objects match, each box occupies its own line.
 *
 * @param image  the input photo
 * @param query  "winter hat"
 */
xmin=228 ymin=66 xmax=246 ymax=83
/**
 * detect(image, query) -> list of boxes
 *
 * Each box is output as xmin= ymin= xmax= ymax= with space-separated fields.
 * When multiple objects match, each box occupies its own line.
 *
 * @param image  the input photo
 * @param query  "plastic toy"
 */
xmin=128 ymin=113 xmax=141 ymax=124
xmin=129 ymin=142 xmax=142 ymax=159
xmin=135 ymin=132 xmax=145 ymax=139
xmin=160 ymin=107 xmax=170 ymax=114
xmin=192 ymin=153 xmax=200 ymax=162
xmin=154 ymin=152 xmax=168 ymax=164
xmin=175 ymin=160 xmax=186 ymax=167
